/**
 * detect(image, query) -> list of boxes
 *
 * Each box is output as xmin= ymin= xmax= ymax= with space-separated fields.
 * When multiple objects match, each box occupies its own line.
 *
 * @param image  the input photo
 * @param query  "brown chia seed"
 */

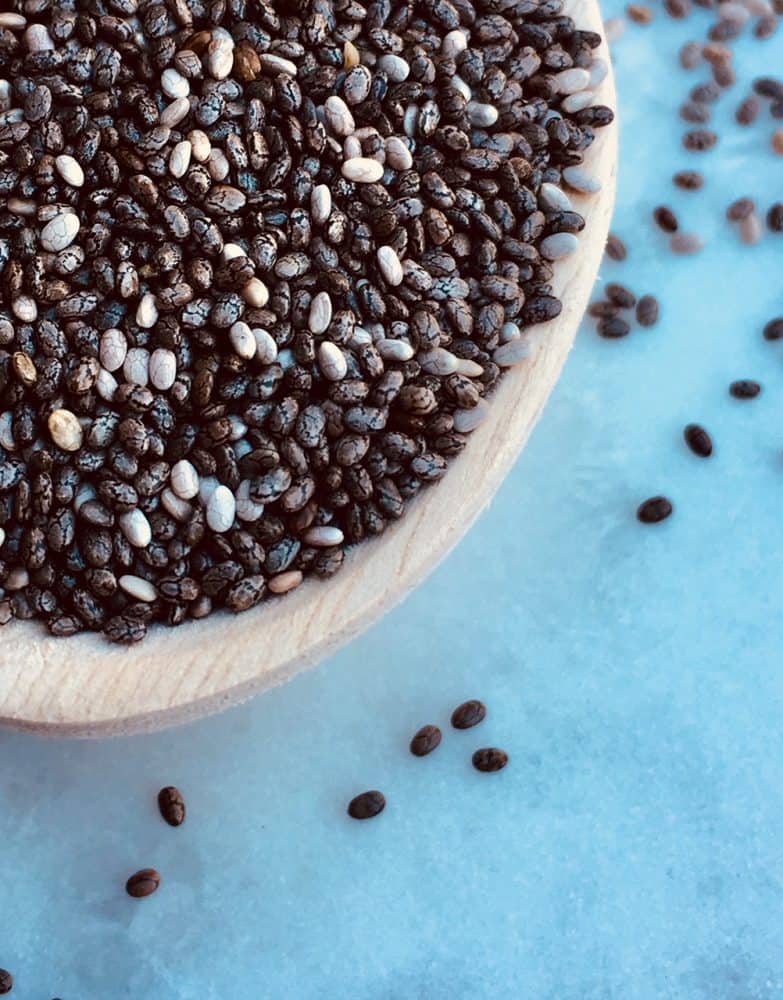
xmin=606 ymin=283 xmax=637 ymax=308
xmin=157 ymin=786 xmax=187 ymax=827
xmin=606 ymin=233 xmax=629 ymax=261
xmin=753 ymin=77 xmax=783 ymax=100
xmin=674 ymin=170 xmax=705 ymax=190
xmin=740 ymin=213 xmax=764 ymax=245
xmin=754 ymin=15 xmax=778 ymax=39
xmin=670 ymin=233 xmax=704 ymax=254
xmin=763 ymin=318 xmax=783 ymax=340
xmin=679 ymin=41 xmax=703 ymax=69
xmin=637 ymin=496 xmax=674 ymax=523
xmin=126 ymin=868 xmax=162 ymax=899
xmin=409 ymin=724 xmax=443 ymax=757
xmin=691 ymin=82 xmax=721 ymax=103
xmin=653 ymin=206 xmax=680 ymax=233
xmin=347 ymin=790 xmax=386 ymax=820
xmin=684 ymin=424 xmax=714 ymax=457
xmin=735 ymin=96 xmax=761 ymax=124
xmin=712 ymin=61 xmax=736 ymax=88
xmin=665 ymin=0 xmax=692 ymax=17
xmin=588 ymin=301 xmax=621 ymax=319
xmin=729 ymin=379 xmax=762 ymax=398
xmin=767 ymin=203 xmax=783 ymax=231
xmin=680 ymin=101 xmax=712 ymax=124
xmin=598 ymin=316 xmax=632 ymax=338
xmin=627 ymin=3 xmax=654 ymax=21
xmin=683 ymin=128 xmax=719 ymax=151
xmin=0 ymin=971 xmax=11 ymax=996
xmin=636 ymin=296 xmax=660 ymax=327
xmin=451 ymin=700 xmax=487 ymax=730
xmin=727 ymin=197 xmax=756 ymax=221
xmin=472 ymin=748 xmax=509 ymax=772
xmin=702 ymin=42 xmax=732 ymax=64
xmin=772 ymin=130 xmax=783 ymax=155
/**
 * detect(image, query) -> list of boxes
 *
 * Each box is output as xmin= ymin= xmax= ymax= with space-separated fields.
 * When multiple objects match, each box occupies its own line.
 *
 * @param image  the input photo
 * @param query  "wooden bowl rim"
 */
xmin=0 ymin=4 xmax=617 ymax=736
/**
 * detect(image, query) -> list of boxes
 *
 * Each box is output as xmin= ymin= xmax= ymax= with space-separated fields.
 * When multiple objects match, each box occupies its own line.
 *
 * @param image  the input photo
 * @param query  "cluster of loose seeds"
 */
xmin=588 ymin=280 xmax=659 ymax=337
xmin=592 ymin=0 xmax=782 ymax=526
xmin=0 ymin=0 xmax=612 ymax=643
xmin=348 ymin=697 xmax=508 ymax=821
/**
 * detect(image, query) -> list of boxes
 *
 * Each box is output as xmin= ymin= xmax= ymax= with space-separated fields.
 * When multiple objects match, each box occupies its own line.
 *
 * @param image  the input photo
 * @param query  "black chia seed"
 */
xmin=637 ymin=496 xmax=674 ymax=524
xmin=683 ymin=423 xmax=713 ymax=457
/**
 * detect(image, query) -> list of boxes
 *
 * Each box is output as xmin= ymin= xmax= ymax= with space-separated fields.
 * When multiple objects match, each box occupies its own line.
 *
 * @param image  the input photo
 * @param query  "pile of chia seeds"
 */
xmin=0 ymin=0 xmax=612 ymax=643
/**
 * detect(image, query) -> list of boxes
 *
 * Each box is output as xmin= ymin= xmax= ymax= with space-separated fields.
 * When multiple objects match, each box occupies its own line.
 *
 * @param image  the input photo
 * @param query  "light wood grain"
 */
xmin=0 ymin=2 xmax=616 ymax=736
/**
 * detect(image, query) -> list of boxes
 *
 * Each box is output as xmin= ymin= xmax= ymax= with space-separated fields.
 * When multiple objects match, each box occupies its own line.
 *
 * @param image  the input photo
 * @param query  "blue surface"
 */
xmin=4 ymin=9 xmax=783 ymax=1000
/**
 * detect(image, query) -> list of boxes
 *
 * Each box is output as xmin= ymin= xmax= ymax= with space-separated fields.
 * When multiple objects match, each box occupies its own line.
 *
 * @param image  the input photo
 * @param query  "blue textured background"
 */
xmin=3 ymin=5 xmax=783 ymax=998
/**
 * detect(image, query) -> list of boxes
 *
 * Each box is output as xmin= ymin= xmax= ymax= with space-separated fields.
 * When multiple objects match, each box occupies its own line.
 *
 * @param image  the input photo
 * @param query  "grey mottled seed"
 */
xmin=540 ymin=233 xmax=579 ymax=260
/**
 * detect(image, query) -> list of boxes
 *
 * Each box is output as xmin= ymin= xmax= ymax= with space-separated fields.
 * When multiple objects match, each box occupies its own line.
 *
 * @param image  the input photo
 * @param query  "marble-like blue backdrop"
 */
xmin=3 ymin=3 xmax=783 ymax=997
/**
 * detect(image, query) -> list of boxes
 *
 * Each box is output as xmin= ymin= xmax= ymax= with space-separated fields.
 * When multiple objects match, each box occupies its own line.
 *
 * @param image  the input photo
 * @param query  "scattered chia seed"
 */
xmin=451 ymin=699 xmax=487 ymax=730
xmin=472 ymin=748 xmax=509 ymax=772
xmin=736 ymin=96 xmax=761 ymax=125
xmin=598 ymin=316 xmax=632 ymax=338
xmin=653 ymin=206 xmax=679 ymax=233
xmin=635 ymin=296 xmax=660 ymax=327
xmin=637 ymin=496 xmax=674 ymax=524
xmin=126 ymin=868 xmax=161 ymax=899
xmin=767 ymin=203 xmax=783 ymax=231
xmin=670 ymin=232 xmax=704 ymax=254
xmin=727 ymin=197 xmax=755 ymax=221
xmin=684 ymin=424 xmax=713 ymax=457
xmin=410 ymin=724 xmax=443 ymax=757
xmin=157 ymin=787 xmax=186 ymax=828
xmin=683 ymin=128 xmax=719 ymax=151
xmin=606 ymin=233 xmax=629 ymax=261
xmin=673 ymin=170 xmax=705 ymax=190
xmin=729 ymin=379 xmax=762 ymax=398
xmin=627 ymin=4 xmax=654 ymax=23
xmin=763 ymin=318 xmax=783 ymax=340
xmin=606 ymin=283 xmax=637 ymax=308
xmin=347 ymin=790 xmax=386 ymax=820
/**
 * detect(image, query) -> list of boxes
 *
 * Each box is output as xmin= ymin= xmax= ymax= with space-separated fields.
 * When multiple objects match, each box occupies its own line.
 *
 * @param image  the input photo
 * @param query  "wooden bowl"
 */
xmin=0 ymin=6 xmax=616 ymax=736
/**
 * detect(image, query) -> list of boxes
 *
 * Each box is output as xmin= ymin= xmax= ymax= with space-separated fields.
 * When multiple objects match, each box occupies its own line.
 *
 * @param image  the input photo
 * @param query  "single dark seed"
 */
xmin=597 ymin=316 xmax=631 ymax=338
xmin=653 ymin=206 xmax=679 ymax=233
xmin=683 ymin=128 xmax=718 ymax=151
xmin=588 ymin=301 xmax=621 ymax=319
xmin=673 ymin=170 xmax=704 ymax=190
xmin=451 ymin=699 xmax=487 ymax=730
xmin=472 ymin=748 xmax=509 ymax=772
xmin=735 ymin=96 xmax=761 ymax=125
xmin=767 ymin=203 xmax=783 ymax=232
xmin=157 ymin=786 xmax=186 ymax=827
xmin=605 ymin=233 xmax=628 ymax=261
xmin=605 ymin=283 xmax=637 ymax=308
xmin=627 ymin=3 xmax=654 ymax=23
xmin=0 ymin=970 xmax=11 ymax=996
xmin=635 ymin=295 xmax=660 ymax=327
xmin=753 ymin=77 xmax=783 ymax=100
xmin=726 ymin=197 xmax=755 ymax=221
xmin=684 ymin=424 xmax=713 ymax=457
xmin=637 ymin=496 xmax=674 ymax=523
xmin=126 ymin=868 xmax=161 ymax=898
xmin=347 ymin=790 xmax=386 ymax=820
xmin=729 ymin=379 xmax=761 ymax=399
xmin=763 ymin=318 xmax=783 ymax=340
xmin=409 ymin=724 xmax=443 ymax=757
